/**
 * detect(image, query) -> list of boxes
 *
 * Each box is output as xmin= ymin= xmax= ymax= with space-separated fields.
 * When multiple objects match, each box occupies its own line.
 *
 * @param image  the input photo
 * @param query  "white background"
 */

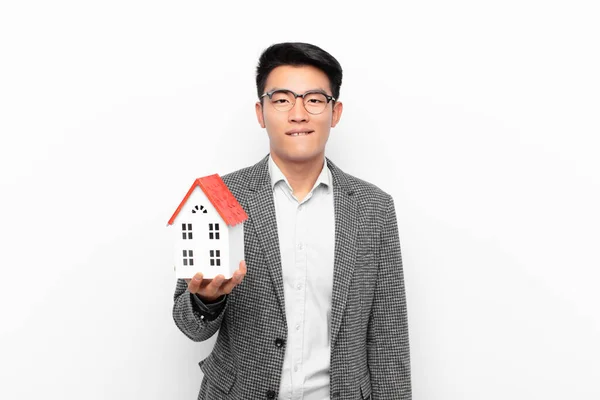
xmin=1 ymin=1 xmax=599 ymax=399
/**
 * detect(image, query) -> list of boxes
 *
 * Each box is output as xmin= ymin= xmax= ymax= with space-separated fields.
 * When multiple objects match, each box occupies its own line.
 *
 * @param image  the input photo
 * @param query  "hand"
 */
xmin=185 ymin=260 xmax=247 ymax=303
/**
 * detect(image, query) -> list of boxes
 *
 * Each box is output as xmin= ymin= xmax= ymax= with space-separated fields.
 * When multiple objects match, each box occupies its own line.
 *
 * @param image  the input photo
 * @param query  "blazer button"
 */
xmin=266 ymin=389 xmax=276 ymax=399
xmin=275 ymin=338 xmax=285 ymax=348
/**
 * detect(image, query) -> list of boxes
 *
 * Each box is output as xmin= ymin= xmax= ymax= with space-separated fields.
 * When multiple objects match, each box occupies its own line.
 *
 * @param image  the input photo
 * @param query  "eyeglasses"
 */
xmin=260 ymin=89 xmax=336 ymax=115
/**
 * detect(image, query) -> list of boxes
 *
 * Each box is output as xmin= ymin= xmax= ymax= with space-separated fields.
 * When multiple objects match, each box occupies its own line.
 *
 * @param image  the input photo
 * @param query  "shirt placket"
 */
xmin=290 ymin=197 xmax=309 ymax=400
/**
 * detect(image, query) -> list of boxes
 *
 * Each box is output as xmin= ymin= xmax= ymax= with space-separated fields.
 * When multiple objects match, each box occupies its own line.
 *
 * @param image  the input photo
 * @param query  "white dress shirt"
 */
xmin=268 ymin=155 xmax=336 ymax=400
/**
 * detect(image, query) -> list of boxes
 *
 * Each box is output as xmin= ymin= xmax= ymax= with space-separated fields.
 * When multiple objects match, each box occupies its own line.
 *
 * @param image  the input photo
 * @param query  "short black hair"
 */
xmin=256 ymin=42 xmax=343 ymax=101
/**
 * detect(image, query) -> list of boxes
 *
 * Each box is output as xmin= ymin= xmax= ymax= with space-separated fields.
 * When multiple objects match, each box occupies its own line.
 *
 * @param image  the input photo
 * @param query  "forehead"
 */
xmin=264 ymin=65 xmax=331 ymax=93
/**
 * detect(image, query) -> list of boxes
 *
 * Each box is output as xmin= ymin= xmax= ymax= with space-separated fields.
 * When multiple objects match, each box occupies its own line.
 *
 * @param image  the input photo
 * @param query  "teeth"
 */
xmin=290 ymin=131 xmax=311 ymax=136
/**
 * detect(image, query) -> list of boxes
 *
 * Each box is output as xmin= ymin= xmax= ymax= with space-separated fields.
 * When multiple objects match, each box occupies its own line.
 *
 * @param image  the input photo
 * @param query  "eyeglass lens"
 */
xmin=270 ymin=90 xmax=329 ymax=114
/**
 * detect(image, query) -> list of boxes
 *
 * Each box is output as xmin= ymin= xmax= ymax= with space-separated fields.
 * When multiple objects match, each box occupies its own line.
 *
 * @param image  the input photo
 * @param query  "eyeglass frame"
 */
xmin=260 ymin=89 xmax=337 ymax=115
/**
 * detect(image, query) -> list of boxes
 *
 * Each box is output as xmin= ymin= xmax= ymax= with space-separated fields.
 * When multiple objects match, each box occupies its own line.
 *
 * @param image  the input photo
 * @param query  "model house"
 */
xmin=167 ymin=174 xmax=248 ymax=279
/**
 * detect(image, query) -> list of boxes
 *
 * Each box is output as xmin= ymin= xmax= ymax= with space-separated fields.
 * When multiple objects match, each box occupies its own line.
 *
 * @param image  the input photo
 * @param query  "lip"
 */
xmin=285 ymin=129 xmax=315 ymax=136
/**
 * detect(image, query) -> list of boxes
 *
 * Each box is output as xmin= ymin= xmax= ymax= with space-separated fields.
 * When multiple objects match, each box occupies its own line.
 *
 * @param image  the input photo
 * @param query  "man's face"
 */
xmin=255 ymin=65 xmax=343 ymax=164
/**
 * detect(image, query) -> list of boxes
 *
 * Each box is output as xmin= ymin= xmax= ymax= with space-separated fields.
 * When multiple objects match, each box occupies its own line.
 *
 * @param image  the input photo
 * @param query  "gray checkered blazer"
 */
xmin=173 ymin=155 xmax=411 ymax=400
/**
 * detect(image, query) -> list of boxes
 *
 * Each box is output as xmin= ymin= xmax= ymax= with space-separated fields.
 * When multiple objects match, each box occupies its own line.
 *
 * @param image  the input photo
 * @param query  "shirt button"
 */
xmin=297 ymin=243 xmax=303 ymax=250
xmin=266 ymin=390 xmax=276 ymax=399
xmin=296 ymin=283 xmax=302 ymax=290
xmin=275 ymin=338 xmax=285 ymax=348
xmin=295 ymin=324 xmax=300 ymax=331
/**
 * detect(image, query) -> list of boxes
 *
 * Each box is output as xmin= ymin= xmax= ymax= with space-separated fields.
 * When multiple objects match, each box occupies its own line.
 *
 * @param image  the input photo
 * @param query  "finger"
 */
xmin=239 ymin=260 xmax=247 ymax=275
xmin=187 ymin=273 xmax=203 ymax=294
xmin=202 ymin=274 xmax=225 ymax=298
xmin=220 ymin=279 xmax=235 ymax=295
xmin=221 ymin=271 xmax=244 ymax=294
xmin=199 ymin=279 xmax=213 ymax=289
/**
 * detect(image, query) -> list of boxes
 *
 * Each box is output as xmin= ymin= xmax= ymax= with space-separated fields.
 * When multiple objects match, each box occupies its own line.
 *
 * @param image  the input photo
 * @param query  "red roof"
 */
xmin=168 ymin=174 xmax=248 ymax=227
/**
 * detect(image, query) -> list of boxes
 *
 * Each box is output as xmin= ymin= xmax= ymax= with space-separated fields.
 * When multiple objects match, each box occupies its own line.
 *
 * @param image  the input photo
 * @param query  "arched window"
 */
xmin=192 ymin=205 xmax=207 ymax=214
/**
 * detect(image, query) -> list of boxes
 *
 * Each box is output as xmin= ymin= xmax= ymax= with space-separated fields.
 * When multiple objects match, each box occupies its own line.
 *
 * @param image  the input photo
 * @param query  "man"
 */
xmin=173 ymin=42 xmax=411 ymax=400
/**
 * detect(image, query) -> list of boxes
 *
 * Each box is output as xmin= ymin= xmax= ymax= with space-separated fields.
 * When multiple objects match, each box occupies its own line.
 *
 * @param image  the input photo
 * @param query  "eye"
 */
xmin=304 ymin=93 xmax=328 ymax=104
xmin=270 ymin=91 xmax=293 ymax=104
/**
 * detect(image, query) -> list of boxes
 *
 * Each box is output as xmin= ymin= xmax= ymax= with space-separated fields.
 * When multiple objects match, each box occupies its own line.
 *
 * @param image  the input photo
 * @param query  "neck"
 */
xmin=270 ymin=152 xmax=325 ymax=201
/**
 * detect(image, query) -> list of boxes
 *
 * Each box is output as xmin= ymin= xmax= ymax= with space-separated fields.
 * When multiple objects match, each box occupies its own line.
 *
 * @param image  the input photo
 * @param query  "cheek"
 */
xmin=315 ymin=115 xmax=333 ymax=132
xmin=264 ymin=110 xmax=286 ymax=131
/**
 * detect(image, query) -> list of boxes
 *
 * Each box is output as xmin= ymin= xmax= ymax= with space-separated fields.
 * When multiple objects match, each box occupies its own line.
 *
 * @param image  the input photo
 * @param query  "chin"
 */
xmin=274 ymin=148 xmax=324 ymax=164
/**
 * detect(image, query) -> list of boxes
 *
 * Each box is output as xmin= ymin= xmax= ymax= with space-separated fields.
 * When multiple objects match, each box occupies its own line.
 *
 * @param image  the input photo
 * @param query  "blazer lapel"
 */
xmin=246 ymin=156 xmax=287 ymax=321
xmin=327 ymin=158 xmax=358 ymax=349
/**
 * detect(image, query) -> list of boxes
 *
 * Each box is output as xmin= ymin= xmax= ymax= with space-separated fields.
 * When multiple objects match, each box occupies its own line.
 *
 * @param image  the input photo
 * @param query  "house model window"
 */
xmin=210 ymin=250 xmax=221 ymax=266
xmin=182 ymin=223 xmax=193 ymax=239
xmin=209 ymin=223 xmax=220 ymax=240
xmin=182 ymin=250 xmax=194 ymax=266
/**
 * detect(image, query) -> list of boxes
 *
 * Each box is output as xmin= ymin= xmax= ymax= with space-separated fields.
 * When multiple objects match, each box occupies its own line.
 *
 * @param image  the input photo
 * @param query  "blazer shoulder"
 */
xmin=220 ymin=155 xmax=270 ymax=200
xmin=343 ymin=171 xmax=393 ymax=207
xmin=221 ymin=164 xmax=253 ymax=199
xmin=328 ymin=158 xmax=391 ymax=205
xmin=341 ymin=171 xmax=397 ymax=232
xmin=221 ymin=164 xmax=254 ymax=185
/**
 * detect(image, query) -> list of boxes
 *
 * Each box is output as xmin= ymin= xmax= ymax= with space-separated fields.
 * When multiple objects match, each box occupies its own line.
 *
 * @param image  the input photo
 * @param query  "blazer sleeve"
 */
xmin=172 ymin=278 xmax=227 ymax=342
xmin=367 ymin=196 xmax=412 ymax=399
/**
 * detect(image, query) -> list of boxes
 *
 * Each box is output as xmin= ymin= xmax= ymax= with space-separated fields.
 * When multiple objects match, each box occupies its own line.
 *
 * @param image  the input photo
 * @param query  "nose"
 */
xmin=288 ymin=97 xmax=309 ymax=123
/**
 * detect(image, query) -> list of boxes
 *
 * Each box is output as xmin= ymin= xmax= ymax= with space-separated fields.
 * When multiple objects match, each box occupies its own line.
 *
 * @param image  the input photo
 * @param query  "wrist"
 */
xmin=195 ymin=293 xmax=225 ymax=304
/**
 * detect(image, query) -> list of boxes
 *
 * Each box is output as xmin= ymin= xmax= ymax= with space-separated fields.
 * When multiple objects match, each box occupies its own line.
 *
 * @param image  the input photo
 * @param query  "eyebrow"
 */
xmin=268 ymin=87 xmax=329 ymax=94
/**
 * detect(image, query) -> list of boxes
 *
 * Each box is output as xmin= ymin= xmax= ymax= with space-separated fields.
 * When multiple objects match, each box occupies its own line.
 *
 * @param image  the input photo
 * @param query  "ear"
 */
xmin=255 ymin=101 xmax=266 ymax=128
xmin=330 ymin=101 xmax=343 ymax=128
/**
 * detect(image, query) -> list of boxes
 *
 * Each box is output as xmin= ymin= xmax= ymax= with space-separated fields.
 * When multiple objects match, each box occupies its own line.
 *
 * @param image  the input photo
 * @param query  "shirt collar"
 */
xmin=268 ymin=154 xmax=332 ymax=194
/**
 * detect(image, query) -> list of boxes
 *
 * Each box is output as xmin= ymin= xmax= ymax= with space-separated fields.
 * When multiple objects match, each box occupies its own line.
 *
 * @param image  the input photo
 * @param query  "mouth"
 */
xmin=286 ymin=130 xmax=314 ymax=137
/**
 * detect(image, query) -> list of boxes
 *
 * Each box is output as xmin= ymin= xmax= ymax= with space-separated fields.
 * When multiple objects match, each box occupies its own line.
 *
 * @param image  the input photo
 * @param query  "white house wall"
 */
xmin=172 ymin=186 xmax=231 ymax=279
xmin=228 ymin=223 xmax=245 ymax=277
